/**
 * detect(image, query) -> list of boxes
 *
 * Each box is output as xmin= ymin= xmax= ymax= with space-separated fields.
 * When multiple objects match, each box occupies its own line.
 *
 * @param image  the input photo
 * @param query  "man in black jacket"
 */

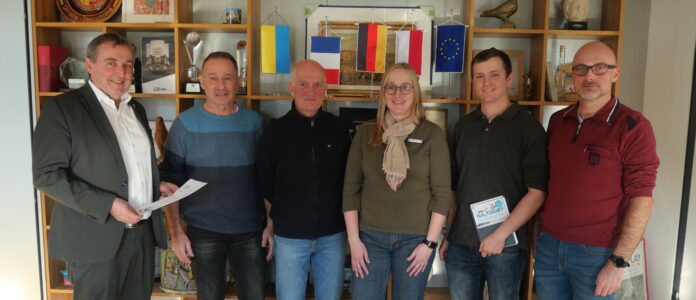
xmin=257 ymin=60 xmax=351 ymax=299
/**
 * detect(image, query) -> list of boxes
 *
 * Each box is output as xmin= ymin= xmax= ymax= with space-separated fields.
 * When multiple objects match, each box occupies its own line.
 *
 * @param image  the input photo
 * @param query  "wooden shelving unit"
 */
xmin=460 ymin=0 xmax=624 ymax=126
xmin=30 ymin=0 xmax=623 ymax=299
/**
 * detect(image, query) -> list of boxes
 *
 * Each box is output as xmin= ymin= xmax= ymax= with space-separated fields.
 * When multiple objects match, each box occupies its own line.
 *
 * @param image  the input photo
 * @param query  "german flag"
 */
xmin=356 ymin=23 xmax=387 ymax=73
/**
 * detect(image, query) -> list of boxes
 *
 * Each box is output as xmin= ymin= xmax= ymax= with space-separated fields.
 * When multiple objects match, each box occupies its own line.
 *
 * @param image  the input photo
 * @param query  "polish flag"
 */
xmin=395 ymin=30 xmax=423 ymax=75
xmin=310 ymin=36 xmax=341 ymax=85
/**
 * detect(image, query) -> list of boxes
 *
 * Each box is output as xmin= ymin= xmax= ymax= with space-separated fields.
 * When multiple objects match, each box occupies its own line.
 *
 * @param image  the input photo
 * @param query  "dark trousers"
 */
xmin=71 ymin=221 xmax=155 ymax=300
xmin=187 ymin=225 xmax=266 ymax=300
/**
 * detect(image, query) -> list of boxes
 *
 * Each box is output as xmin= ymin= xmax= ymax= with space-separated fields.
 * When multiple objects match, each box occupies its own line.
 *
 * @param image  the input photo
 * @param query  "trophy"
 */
xmin=236 ymin=40 xmax=247 ymax=94
xmin=183 ymin=32 xmax=203 ymax=93
xmin=562 ymin=0 xmax=589 ymax=30
xmin=59 ymin=57 xmax=89 ymax=90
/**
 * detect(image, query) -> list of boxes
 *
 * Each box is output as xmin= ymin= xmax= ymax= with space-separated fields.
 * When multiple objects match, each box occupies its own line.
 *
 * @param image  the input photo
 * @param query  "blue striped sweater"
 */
xmin=160 ymin=103 xmax=264 ymax=234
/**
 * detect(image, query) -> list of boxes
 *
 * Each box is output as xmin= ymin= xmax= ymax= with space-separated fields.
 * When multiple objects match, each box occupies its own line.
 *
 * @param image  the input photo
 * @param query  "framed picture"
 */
xmin=141 ymin=36 xmax=175 ymax=93
xmin=472 ymin=49 xmax=524 ymax=100
xmin=424 ymin=108 xmax=448 ymax=135
xmin=305 ymin=5 xmax=433 ymax=95
xmin=615 ymin=238 xmax=649 ymax=300
xmin=122 ymin=0 xmax=173 ymax=23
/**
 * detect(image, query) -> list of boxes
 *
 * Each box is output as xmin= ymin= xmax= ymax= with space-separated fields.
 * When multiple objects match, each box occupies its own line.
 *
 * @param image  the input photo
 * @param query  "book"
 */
xmin=615 ymin=239 xmax=649 ymax=300
xmin=142 ymin=36 xmax=175 ymax=94
xmin=469 ymin=196 xmax=518 ymax=247
xmin=37 ymin=45 xmax=68 ymax=92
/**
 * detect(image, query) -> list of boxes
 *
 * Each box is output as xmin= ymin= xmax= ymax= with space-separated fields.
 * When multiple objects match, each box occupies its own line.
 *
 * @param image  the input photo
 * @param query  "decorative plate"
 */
xmin=56 ymin=0 xmax=122 ymax=22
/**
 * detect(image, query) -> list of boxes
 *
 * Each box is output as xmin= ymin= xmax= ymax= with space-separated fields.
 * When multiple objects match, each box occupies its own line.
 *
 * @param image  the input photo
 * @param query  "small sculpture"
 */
xmin=522 ymin=73 xmax=533 ymax=100
xmin=480 ymin=0 xmax=518 ymax=29
xmin=154 ymin=116 xmax=168 ymax=164
xmin=561 ymin=0 xmax=589 ymax=29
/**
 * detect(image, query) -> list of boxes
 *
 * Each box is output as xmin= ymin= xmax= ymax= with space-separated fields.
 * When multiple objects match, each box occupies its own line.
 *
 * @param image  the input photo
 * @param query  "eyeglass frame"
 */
xmin=384 ymin=83 xmax=414 ymax=95
xmin=571 ymin=63 xmax=617 ymax=76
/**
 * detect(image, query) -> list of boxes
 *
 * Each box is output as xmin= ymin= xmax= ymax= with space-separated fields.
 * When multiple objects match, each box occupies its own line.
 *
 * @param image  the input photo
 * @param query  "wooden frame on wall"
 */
xmin=122 ymin=0 xmax=174 ymax=23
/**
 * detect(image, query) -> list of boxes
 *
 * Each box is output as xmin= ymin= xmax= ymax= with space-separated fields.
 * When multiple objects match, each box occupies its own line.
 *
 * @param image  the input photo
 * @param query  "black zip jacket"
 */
xmin=257 ymin=105 xmax=351 ymax=239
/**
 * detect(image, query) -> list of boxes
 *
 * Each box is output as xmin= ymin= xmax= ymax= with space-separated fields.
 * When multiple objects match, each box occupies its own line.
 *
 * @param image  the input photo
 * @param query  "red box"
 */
xmin=37 ymin=45 xmax=68 ymax=92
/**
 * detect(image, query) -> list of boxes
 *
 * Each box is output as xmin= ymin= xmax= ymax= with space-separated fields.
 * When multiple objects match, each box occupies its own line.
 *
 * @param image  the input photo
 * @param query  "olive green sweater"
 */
xmin=343 ymin=121 xmax=451 ymax=235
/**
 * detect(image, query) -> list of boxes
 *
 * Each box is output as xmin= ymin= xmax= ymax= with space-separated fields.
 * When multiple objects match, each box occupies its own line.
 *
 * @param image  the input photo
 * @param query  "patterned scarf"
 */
xmin=381 ymin=113 xmax=416 ymax=191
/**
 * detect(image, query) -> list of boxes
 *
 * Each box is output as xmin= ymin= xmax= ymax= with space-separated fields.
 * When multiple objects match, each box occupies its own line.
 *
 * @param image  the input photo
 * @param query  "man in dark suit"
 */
xmin=33 ymin=33 xmax=167 ymax=300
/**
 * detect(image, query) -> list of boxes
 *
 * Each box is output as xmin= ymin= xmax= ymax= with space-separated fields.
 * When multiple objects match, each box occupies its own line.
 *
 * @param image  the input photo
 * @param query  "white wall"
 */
xmin=642 ymin=0 xmax=696 ymax=299
xmin=0 ymin=0 xmax=42 ymax=299
xmin=620 ymin=0 xmax=651 ymax=111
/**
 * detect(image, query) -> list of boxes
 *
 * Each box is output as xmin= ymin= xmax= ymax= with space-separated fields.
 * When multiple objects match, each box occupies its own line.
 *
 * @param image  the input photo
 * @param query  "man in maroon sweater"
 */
xmin=534 ymin=41 xmax=659 ymax=299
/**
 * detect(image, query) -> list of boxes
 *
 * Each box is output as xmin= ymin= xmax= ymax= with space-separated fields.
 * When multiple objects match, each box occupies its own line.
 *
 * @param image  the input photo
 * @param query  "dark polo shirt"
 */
xmin=449 ymin=103 xmax=548 ymax=249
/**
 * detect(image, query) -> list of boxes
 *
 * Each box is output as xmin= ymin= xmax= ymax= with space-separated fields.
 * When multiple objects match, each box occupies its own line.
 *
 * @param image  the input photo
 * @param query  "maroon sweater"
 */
xmin=540 ymin=97 xmax=659 ymax=248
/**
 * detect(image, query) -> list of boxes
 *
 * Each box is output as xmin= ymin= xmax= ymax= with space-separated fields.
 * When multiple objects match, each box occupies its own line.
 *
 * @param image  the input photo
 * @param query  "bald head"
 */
xmin=571 ymin=41 xmax=620 ymax=104
xmin=291 ymin=60 xmax=326 ymax=83
xmin=289 ymin=60 xmax=327 ymax=118
xmin=573 ymin=41 xmax=617 ymax=66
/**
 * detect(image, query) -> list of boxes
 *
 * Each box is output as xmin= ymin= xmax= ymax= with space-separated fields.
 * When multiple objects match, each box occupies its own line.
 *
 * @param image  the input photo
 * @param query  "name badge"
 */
xmin=407 ymin=138 xmax=423 ymax=144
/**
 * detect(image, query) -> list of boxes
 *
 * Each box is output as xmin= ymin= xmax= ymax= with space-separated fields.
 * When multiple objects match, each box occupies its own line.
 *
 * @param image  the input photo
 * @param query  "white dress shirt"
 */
xmin=89 ymin=81 xmax=153 ymax=219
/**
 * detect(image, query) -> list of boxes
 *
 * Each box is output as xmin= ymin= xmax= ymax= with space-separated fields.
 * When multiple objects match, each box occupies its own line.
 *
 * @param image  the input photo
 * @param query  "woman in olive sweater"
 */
xmin=343 ymin=63 xmax=451 ymax=299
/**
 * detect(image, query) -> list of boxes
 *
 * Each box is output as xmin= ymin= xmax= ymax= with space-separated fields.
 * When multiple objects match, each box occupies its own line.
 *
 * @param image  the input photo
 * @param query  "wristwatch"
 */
xmin=422 ymin=239 xmax=438 ymax=249
xmin=609 ymin=254 xmax=631 ymax=268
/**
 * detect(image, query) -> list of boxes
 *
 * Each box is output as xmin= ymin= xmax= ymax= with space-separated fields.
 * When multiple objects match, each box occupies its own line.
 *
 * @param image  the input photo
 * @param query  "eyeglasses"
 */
xmin=571 ymin=63 xmax=617 ymax=76
xmin=384 ymin=84 xmax=414 ymax=95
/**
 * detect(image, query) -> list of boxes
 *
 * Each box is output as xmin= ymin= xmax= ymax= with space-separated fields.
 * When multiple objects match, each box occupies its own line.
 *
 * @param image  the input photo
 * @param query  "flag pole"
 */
xmin=274 ymin=6 xmax=279 ymax=95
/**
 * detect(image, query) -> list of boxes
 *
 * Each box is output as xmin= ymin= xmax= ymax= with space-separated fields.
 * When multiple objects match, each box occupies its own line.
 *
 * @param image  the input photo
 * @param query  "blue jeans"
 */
xmin=350 ymin=229 xmax=435 ymax=300
xmin=273 ymin=231 xmax=346 ymax=300
xmin=187 ymin=225 xmax=266 ymax=300
xmin=534 ymin=231 xmax=614 ymax=300
xmin=445 ymin=243 xmax=526 ymax=300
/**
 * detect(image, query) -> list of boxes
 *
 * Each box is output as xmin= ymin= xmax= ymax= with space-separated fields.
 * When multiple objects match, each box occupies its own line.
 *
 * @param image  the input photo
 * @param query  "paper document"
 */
xmin=137 ymin=179 xmax=207 ymax=214
xmin=470 ymin=195 xmax=518 ymax=247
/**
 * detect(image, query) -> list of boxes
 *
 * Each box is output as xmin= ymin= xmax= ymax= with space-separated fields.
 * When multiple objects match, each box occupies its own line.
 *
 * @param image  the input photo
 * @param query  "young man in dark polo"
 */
xmin=440 ymin=47 xmax=548 ymax=300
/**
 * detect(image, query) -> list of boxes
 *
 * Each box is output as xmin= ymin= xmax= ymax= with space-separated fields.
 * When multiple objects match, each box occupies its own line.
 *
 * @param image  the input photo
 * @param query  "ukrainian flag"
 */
xmin=261 ymin=25 xmax=290 ymax=74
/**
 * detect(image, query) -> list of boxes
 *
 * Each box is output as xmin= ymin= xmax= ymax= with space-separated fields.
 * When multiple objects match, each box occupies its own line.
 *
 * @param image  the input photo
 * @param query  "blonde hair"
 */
xmin=368 ymin=63 xmax=424 ymax=147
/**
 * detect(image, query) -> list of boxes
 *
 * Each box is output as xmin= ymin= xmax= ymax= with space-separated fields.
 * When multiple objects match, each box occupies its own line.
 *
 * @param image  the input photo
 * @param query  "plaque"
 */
xmin=56 ymin=0 xmax=121 ymax=22
xmin=142 ymin=36 xmax=175 ymax=94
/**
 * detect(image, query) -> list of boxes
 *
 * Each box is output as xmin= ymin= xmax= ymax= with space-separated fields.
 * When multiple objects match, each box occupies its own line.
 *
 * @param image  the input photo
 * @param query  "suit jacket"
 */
xmin=32 ymin=84 xmax=168 ymax=263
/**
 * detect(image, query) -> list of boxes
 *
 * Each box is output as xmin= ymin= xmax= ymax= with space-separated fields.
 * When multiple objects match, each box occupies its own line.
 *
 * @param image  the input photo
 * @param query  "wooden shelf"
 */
xmin=472 ymin=28 xmax=545 ymax=37
xmin=178 ymin=23 xmax=248 ymax=33
xmin=542 ymin=100 xmax=577 ymax=106
xmin=34 ymin=22 xmax=175 ymax=31
xmin=547 ymin=29 xmax=620 ymax=39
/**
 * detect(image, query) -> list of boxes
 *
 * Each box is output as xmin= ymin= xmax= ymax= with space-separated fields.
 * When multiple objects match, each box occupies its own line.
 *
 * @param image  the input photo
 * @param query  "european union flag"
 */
xmin=435 ymin=25 xmax=467 ymax=73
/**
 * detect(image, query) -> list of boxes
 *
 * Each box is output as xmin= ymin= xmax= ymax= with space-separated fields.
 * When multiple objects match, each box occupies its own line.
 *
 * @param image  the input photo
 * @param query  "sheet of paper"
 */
xmin=137 ymin=179 xmax=207 ymax=215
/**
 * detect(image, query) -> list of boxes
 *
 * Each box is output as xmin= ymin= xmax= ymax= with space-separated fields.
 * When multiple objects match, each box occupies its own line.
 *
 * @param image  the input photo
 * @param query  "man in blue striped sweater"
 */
xmin=160 ymin=51 xmax=270 ymax=300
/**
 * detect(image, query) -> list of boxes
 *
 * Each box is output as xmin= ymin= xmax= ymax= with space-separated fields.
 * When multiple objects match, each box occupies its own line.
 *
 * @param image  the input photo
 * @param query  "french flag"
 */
xmin=395 ymin=30 xmax=423 ymax=75
xmin=310 ymin=36 xmax=341 ymax=85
